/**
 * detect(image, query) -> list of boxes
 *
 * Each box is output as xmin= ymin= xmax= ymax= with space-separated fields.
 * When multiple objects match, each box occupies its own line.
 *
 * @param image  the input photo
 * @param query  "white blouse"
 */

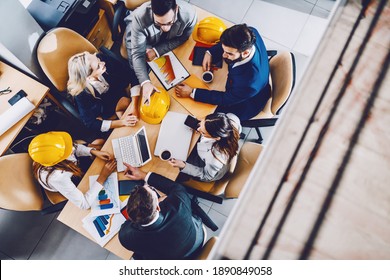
xmin=37 ymin=144 xmax=103 ymax=210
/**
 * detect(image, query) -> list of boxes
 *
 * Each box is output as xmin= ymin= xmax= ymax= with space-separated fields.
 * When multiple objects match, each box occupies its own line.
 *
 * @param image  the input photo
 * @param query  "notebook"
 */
xmin=112 ymin=126 xmax=152 ymax=172
xmin=154 ymin=111 xmax=193 ymax=161
xmin=192 ymin=46 xmax=223 ymax=68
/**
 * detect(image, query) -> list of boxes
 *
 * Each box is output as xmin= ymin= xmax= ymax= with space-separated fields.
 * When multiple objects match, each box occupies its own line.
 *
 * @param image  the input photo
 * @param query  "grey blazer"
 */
xmin=124 ymin=0 xmax=197 ymax=84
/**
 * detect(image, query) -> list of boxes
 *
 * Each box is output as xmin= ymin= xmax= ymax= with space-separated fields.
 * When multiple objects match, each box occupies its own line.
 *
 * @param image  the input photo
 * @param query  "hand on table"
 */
xmin=122 ymin=114 xmax=138 ymax=127
xmin=174 ymin=83 xmax=193 ymax=98
xmin=91 ymin=149 xmax=113 ymax=161
xmin=97 ymin=160 xmax=117 ymax=185
xmin=169 ymin=158 xmax=186 ymax=169
xmin=123 ymin=162 xmax=147 ymax=180
xmin=142 ymin=82 xmax=159 ymax=105
xmin=202 ymin=52 xmax=212 ymax=72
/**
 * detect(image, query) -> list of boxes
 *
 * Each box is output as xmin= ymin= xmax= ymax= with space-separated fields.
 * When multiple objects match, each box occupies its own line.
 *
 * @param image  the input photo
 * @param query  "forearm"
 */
xmin=181 ymin=162 xmax=220 ymax=182
xmin=109 ymin=119 xmax=126 ymax=129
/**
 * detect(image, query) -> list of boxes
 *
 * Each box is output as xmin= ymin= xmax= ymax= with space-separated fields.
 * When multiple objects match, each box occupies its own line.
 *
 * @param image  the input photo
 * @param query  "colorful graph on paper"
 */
xmin=82 ymin=212 xmax=126 ymax=247
xmin=90 ymin=172 xmax=120 ymax=217
xmin=148 ymin=51 xmax=189 ymax=90
xmin=154 ymin=55 xmax=175 ymax=85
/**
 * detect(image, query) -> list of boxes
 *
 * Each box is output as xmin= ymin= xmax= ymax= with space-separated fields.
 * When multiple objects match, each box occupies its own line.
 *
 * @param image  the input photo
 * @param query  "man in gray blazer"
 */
xmin=124 ymin=0 xmax=197 ymax=105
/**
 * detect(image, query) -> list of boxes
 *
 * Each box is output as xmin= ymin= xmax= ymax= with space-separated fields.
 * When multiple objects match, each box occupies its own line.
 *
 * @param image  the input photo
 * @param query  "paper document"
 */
xmin=148 ymin=51 xmax=190 ymax=90
xmin=90 ymin=172 xmax=120 ymax=217
xmin=83 ymin=195 xmax=129 ymax=247
xmin=82 ymin=211 xmax=126 ymax=247
xmin=0 ymin=97 xmax=35 ymax=136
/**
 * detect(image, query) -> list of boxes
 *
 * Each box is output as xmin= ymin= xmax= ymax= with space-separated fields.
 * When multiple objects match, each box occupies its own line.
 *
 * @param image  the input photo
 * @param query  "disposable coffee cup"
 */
xmin=202 ymin=71 xmax=214 ymax=83
xmin=159 ymin=149 xmax=172 ymax=161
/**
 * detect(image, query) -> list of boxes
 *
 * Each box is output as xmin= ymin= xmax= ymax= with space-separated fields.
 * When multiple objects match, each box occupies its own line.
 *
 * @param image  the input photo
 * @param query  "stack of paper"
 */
xmin=82 ymin=173 xmax=128 ymax=247
xmin=0 ymin=97 xmax=35 ymax=136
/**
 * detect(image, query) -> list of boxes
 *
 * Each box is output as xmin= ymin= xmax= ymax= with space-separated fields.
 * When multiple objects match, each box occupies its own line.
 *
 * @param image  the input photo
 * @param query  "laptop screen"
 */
xmin=135 ymin=127 xmax=151 ymax=163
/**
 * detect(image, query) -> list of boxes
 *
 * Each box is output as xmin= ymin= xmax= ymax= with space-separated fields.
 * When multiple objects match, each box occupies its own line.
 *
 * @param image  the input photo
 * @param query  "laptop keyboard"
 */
xmin=118 ymin=136 xmax=137 ymax=167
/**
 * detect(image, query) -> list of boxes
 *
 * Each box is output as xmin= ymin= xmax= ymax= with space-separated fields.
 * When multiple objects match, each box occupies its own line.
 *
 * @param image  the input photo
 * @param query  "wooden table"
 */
xmin=57 ymin=6 xmax=232 ymax=260
xmin=0 ymin=61 xmax=49 ymax=156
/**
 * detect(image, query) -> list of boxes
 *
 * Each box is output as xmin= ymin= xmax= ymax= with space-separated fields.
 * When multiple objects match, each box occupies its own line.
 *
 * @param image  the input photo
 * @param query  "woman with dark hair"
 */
xmin=169 ymin=112 xmax=241 ymax=182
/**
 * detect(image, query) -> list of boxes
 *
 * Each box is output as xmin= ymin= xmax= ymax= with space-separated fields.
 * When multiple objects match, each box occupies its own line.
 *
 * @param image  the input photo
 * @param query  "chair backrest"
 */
xmin=247 ymin=51 xmax=296 ymax=120
xmin=269 ymin=51 xmax=296 ymax=115
xmin=37 ymin=27 xmax=97 ymax=92
xmin=197 ymin=236 xmax=218 ymax=260
xmin=224 ymin=142 xmax=263 ymax=198
xmin=182 ymin=155 xmax=237 ymax=196
xmin=44 ymin=189 xmax=67 ymax=205
xmin=0 ymin=153 xmax=44 ymax=211
xmin=124 ymin=0 xmax=149 ymax=10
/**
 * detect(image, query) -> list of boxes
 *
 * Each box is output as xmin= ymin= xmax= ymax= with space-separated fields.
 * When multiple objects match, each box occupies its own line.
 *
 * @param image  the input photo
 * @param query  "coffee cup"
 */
xmin=159 ymin=149 xmax=172 ymax=161
xmin=202 ymin=71 xmax=214 ymax=83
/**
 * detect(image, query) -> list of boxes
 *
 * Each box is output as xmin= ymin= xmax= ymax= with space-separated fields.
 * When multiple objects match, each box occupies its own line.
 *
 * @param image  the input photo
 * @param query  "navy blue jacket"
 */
xmin=195 ymin=27 xmax=270 ymax=120
xmin=118 ymin=173 xmax=204 ymax=260
xmin=73 ymin=53 xmax=134 ymax=132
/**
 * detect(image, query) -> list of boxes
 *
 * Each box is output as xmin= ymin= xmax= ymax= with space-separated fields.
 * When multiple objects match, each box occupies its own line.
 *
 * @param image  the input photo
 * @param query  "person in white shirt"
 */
xmin=28 ymin=131 xmax=117 ymax=209
xmin=169 ymin=113 xmax=241 ymax=182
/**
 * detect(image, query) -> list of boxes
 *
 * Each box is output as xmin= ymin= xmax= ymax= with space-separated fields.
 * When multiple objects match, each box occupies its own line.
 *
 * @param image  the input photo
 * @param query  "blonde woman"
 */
xmin=67 ymin=51 xmax=140 ymax=133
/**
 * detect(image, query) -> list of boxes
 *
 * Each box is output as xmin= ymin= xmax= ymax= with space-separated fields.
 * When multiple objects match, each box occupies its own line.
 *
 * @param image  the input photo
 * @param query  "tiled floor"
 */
xmin=0 ymin=0 xmax=337 ymax=260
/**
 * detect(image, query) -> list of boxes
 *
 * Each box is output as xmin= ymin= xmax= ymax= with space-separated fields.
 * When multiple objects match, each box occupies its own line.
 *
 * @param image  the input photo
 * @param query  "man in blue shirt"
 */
xmin=175 ymin=24 xmax=270 ymax=120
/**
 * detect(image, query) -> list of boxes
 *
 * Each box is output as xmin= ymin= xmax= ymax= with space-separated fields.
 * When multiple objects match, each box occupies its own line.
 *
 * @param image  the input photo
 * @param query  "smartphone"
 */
xmin=184 ymin=115 xmax=200 ymax=130
xmin=8 ymin=89 xmax=27 ymax=105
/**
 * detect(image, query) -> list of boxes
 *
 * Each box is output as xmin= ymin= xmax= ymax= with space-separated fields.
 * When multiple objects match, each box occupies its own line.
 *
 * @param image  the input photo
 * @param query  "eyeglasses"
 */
xmin=153 ymin=10 xmax=177 ymax=28
xmin=0 ymin=86 xmax=12 ymax=96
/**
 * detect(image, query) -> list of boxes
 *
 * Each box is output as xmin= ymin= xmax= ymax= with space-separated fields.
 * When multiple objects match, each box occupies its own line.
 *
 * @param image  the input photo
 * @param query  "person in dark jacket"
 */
xmin=67 ymin=51 xmax=140 ymax=133
xmin=174 ymin=24 xmax=270 ymax=120
xmin=118 ymin=163 xmax=205 ymax=259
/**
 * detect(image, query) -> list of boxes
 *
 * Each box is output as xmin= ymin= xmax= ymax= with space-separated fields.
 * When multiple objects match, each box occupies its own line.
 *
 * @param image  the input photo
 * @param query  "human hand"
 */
xmin=121 ymin=114 xmax=138 ymax=127
xmin=127 ymin=102 xmax=140 ymax=120
xmin=174 ymin=83 xmax=193 ymax=98
xmin=202 ymin=52 xmax=212 ymax=72
xmin=96 ymin=160 xmax=117 ymax=185
xmin=169 ymin=158 xmax=186 ymax=169
xmin=146 ymin=48 xmax=157 ymax=62
xmin=123 ymin=162 xmax=147 ymax=180
xmin=91 ymin=149 xmax=113 ymax=161
xmin=142 ymin=82 xmax=159 ymax=105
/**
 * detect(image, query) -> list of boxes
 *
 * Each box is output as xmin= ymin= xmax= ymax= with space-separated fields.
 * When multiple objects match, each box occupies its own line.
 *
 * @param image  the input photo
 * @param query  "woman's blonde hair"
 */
xmin=67 ymin=52 xmax=96 ymax=97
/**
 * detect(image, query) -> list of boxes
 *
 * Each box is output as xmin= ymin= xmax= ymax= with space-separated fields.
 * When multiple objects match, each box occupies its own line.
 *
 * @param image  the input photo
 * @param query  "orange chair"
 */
xmin=241 ymin=51 xmax=296 ymax=143
xmin=0 ymin=153 xmax=67 ymax=214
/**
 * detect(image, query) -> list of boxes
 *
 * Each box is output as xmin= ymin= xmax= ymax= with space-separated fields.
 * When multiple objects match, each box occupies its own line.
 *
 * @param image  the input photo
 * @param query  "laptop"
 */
xmin=112 ymin=126 xmax=152 ymax=172
xmin=154 ymin=111 xmax=194 ymax=161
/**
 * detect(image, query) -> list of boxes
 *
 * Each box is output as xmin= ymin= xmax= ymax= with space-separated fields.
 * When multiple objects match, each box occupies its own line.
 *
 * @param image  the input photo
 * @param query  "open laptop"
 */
xmin=112 ymin=126 xmax=152 ymax=172
xmin=154 ymin=111 xmax=193 ymax=161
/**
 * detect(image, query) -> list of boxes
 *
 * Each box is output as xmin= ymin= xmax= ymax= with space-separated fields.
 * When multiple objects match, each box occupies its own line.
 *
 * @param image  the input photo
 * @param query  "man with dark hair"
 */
xmin=118 ymin=163 xmax=205 ymax=260
xmin=124 ymin=0 xmax=197 ymax=105
xmin=175 ymin=24 xmax=270 ymax=121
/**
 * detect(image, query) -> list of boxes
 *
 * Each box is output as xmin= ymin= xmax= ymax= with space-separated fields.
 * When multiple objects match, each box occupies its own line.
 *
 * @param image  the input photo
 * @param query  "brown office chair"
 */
xmin=37 ymin=27 xmax=97 ymax=93
xmin=36 ymin=27 xmax=97 ymax=122
xmin=197 ymin=236 xmax=218 ymax=260
xmin=183 ymin=156 xmax=237 ymax=196
xmin=183 ymin=142 xmax=263 ymax=201
xmin=241 ymin=51 xmax=296 ymax=143
xmin=0 ymin=153 xmax=67 ymax=213
xmin=224 ymin=142 xmax=263 ymax=199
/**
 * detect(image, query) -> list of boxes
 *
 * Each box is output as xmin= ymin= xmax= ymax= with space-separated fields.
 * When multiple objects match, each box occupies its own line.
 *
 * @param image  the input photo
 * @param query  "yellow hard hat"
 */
xmin=140 ymin=87 xmax=170 ymax=124
xmin=192 ymin=17 xmax=227 ymax=45
xmin=28 ymin=131 xmax=73 ymax=166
